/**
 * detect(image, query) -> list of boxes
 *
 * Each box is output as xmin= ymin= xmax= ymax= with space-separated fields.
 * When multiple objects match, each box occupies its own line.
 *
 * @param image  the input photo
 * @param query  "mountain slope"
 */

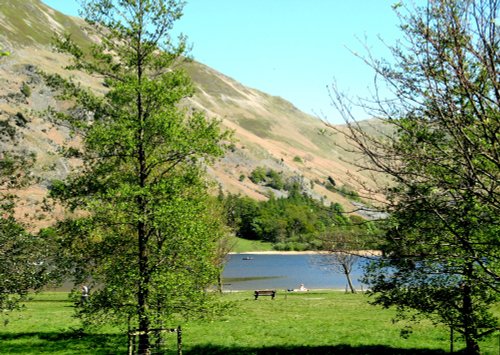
xmin=0 ymin=0 xmax=382 ymax=228
xmin=183 ymin=61 xmax=381 ymax=203
xmin=0 ymin=0 xmax=88 ymax=47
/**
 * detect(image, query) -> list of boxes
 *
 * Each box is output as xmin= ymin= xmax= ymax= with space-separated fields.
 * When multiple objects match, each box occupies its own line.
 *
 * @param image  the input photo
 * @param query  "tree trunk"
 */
xmin=217 ymin=272 xmax=223 ymax=294
xmin=137 ymin=147 xmax=151 ymax=354
xmin=138 ymin=219 xmax=150 ymax=355
xmin=342 ymin=263 xmax=356 ymax=294
xmin=136 ymin=31 xmax=150 ymax=354
xmin=462 ymin=264 xmax=480 ymax=355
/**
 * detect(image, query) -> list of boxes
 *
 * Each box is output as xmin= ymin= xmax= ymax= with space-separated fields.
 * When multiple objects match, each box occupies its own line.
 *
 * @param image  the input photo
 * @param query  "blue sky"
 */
xmin=42 ymin=1 xmax=401 ymax=123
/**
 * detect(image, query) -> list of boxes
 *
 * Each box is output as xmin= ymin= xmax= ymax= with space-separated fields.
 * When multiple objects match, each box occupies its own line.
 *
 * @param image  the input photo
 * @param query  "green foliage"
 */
xmin=0 ymin=45 xmax=10 ymax=57
xmin=293 ymin=156 xmax=303 ymax=163
xmin=51 ymin=1 xmax=230 ymax=352
xmin=249 ymin=166 xmax=267 ymax=184
xmin=220 ymin=191 xmax=373 ymax=249
xmin=0 ymin=217 xmax=51 ymax=312
xmin=0 ymin=131 xmax=50 ymax=312
xmin=249 ymin=167 xmax=285 ymax=190
xmin=20 ymin=82 xmax=31 ymax=98
xmin=266 ymin=169 xmax=284 ymax=190
xmin=223 ymin=194 xmax=260 ymax=240
xmin=331 ymin=1 xmax=500 ymax=353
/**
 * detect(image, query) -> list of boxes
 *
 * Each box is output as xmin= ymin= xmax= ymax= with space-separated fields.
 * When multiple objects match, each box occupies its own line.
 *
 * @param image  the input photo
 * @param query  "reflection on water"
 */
xmin=222 ymin=254 xmax=367 ymax=291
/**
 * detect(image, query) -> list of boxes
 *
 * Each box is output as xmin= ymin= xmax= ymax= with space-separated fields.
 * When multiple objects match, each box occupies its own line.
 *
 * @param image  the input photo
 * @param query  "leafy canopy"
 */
xmin=51 ymin=0 xmax=230 ymax=352
xmin=329 ymin=0 xmax=499 ymax=353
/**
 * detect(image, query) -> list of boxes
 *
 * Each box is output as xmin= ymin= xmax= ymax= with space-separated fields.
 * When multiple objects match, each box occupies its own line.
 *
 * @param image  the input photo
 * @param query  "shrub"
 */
xmin=250 ymin=167 xmax=267 ymax=184
xmin=273 ymin=242 xmax=290 ymax=251
xmin=266 ymin=169 xmax=284 ymax=190
xmin=21 ymin=83 xmax=31 ymax=98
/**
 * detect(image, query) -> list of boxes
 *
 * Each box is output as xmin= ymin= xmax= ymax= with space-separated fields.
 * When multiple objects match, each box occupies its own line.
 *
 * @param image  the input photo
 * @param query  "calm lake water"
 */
xmin=50 ymin=253 xmax=368 ymax=292
xmin=221 ymin=253 xmax=368 ymax=291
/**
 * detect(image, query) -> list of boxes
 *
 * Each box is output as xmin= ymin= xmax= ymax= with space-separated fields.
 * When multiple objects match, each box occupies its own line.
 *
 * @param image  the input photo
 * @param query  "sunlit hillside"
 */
xmin=0 ymin=0 xmax=385 ymax=229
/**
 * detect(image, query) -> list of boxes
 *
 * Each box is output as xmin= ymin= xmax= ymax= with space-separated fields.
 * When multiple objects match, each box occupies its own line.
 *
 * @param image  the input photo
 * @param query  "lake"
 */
xmin=221 ymin=253 xmax=368 ymax=291
xmin=50 ymin=253 xmax=369 ymax=292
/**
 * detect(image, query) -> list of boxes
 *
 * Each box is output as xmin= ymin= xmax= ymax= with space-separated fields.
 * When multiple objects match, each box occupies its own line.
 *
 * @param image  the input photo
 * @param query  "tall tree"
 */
xmin=52 ymin=1 xmax=229 ymax=353
xmin=328 ymin=1 xmax=499 ymax=353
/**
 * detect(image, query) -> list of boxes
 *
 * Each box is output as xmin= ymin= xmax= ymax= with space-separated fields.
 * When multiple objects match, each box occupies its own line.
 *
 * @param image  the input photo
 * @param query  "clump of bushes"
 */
xmin=249 ymin=166 xmax=284 ymax=190
xmin=273 ymin=242 xmax=308 ymax=251
xmin=266 ymin=169 xmax=284 ymax=190
xmin=250 ymin=167 xmax=267 ymax=184
xmin=221 ymin=190 xmax=354 ymax=246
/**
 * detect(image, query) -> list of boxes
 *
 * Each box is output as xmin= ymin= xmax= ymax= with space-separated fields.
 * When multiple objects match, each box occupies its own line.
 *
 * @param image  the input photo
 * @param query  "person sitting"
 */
xmin=298 ymin=283 xmax=308 ymax=292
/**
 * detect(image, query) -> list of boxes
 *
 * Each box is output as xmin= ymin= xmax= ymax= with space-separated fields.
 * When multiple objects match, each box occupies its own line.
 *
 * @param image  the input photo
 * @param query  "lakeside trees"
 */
xmin=51 ymin=1 xmax=229 ymax=353
xmin=221 ymin=189 xmax=379 ymax=252
xmin=329 ymin=0 xmax=499 ymax=353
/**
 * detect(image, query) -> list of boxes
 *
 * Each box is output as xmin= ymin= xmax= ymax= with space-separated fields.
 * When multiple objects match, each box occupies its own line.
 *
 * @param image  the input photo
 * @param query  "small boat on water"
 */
xmin=242 ymin=257 xmax=254 ymax=260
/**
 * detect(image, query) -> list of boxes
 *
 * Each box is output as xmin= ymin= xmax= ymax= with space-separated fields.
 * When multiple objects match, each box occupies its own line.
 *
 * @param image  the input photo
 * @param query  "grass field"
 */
xmin=0 ymin=291 xmax=499 ymax=354
xmin=230 ymin=237 xmax=274 ymax=253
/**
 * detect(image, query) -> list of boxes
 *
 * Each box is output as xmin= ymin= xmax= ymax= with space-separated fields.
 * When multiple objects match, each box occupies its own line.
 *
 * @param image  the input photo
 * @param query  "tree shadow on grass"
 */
xmin=0 ymin=331 xmax=126 ymax=354
xmin=0 ymin=333 xmax=452 ymax=355
xmin=185 ymin=344 xmax=449 ymax=355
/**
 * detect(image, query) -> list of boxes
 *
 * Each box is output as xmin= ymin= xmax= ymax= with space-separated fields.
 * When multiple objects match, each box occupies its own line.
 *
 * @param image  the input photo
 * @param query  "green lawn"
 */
xmin=230 ymin=236 xmax=274 ymax=253
xmin=0 ymin=291 xmax=499 ymax=354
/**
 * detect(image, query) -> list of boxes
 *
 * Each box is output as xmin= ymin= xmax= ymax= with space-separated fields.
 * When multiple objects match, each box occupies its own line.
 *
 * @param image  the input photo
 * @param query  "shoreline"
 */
xmin=221 ymin=288 xmax=363 ymax=293
xmin=230 ymin=250 xmax=382 ymax=257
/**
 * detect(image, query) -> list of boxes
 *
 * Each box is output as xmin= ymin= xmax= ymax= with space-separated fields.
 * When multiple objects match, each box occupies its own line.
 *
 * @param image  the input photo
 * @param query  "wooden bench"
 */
xmin=254 ymin=290 xmax=276 ymax=300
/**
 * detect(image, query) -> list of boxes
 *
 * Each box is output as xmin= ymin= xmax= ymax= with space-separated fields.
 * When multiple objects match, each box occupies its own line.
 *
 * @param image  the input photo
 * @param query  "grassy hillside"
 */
xmin=0 ymin=0 xmax=89 ymax=47
xmin=0 ymin=0 xmax=387 ymax=229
